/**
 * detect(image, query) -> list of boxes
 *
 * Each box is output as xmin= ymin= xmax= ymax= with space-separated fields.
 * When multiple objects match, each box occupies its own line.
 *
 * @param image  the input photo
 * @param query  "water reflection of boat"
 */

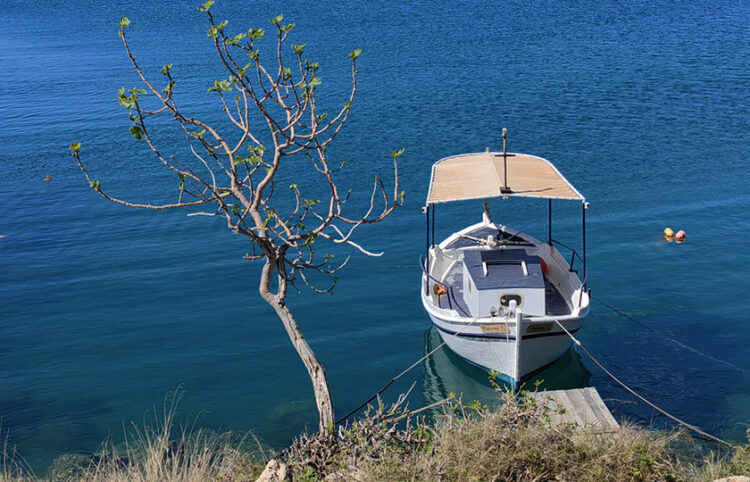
xmin=422 ymin=327 xmax=591 ymax=407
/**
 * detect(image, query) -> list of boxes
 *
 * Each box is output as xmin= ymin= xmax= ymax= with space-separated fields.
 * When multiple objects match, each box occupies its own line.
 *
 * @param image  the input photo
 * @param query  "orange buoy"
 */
xmin=433 ymin=283 xmax=447 ymax=296
xmin=539 ymin=257 xmax=549 ymax=275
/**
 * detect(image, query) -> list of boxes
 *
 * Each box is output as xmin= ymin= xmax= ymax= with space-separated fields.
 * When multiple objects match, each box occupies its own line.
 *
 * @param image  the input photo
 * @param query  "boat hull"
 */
xmin=425 ymin=306 xmax=585 ymax=388
xmin=420 ymin=220 xmax=590 ymax=388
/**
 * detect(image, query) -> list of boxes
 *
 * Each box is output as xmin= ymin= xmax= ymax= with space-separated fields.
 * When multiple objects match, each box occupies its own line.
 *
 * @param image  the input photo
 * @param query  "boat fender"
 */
xmin=433 ymin=283 xmax=447 ymax=296
xmin=539 ymin=257 xmax=549 ymax=275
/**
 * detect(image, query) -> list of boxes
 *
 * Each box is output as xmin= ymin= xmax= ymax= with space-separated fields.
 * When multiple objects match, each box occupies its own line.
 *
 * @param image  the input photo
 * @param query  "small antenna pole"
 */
xmin=501 ymin=128 xmax=511 ymax=194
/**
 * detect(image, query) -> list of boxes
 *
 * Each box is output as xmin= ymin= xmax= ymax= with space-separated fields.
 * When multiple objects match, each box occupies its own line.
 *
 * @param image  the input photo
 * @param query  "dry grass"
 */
xmin=3 ymin=391 xmax=750 ymax=481
xmin=285 ymin=391 xmax=749 ymax=482
xmin=71 ymin=394 xmax=266 ymax=482
xmin=697 ymin=435 xmax=750 ymax=481
xmin=37 ymin=393 xmax=265 ymax=482
xmin=2 ymin=422 xmax=35 ymax=482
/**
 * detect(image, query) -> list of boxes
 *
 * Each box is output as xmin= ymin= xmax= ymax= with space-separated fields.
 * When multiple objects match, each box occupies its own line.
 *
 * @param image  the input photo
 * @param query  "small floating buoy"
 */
xmin=675 ymin=230 xmax=686 ymax=242
xmin=43 ymin=175 xmax=51 ymax=182
xmin=664 ymin=227 xmax=674 ymax=237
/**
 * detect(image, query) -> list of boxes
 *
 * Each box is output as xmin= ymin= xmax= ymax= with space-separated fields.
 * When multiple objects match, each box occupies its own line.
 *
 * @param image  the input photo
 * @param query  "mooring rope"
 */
xmin=335 ymin=316 xmax=481 ymax=425
xmin=335 ymin=273 xmax=742 ymax=449
xmin=551 ymin=318 xmax=738 ymax=449
xmin=592 ymin=297 xmax=744 ymax=372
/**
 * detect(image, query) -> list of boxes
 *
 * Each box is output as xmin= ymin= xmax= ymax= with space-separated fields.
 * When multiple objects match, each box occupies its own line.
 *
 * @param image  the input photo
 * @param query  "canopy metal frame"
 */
xmin=422 ymin=142 xmax=589 ymax=296
xmin=423 ymin=199 xmax=589 ymax=298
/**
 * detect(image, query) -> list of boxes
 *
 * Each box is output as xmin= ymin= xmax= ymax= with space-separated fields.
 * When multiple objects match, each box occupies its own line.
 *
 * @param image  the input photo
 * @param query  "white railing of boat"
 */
xmin=548 ymin=238 xmax=589 ymax=307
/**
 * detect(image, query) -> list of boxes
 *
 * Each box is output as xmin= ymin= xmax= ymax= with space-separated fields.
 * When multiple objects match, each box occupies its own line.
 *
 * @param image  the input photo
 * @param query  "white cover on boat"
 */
xmin=426 ymin=151 xmax=584 ymax=204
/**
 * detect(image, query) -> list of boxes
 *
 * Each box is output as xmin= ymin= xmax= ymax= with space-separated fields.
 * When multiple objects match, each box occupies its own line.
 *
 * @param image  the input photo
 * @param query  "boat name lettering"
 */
xmin=480 ymin=324 xmax=509 ymax=334
xmin=527 ymin=322 xmax=553 ymax=333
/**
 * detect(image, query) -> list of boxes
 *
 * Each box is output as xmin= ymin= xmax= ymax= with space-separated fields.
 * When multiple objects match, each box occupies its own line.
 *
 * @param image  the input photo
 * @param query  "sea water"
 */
xmin=1 ymin=0 xmax=749 ymax=471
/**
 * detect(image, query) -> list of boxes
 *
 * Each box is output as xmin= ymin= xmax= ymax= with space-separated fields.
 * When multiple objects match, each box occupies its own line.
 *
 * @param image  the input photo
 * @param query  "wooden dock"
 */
xmin=529 ymin=387 xmax=619 ymax=432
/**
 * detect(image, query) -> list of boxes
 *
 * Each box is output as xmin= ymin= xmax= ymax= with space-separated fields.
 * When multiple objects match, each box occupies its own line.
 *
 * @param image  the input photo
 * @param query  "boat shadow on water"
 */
xmin=421 ymin=327 xmax=591 ymax=407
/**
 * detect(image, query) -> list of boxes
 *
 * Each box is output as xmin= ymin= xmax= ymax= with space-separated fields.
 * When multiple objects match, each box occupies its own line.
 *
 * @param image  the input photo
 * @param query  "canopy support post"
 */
xmin=500 ymin=128 xmax=511 ymax=194
xmin=431 ymin=205 xmax=436 ymax=250
xmin=582 ymin=201 xmax=587 ymax=282
xmin=548 ymin=199 xmax=552 ymax=244
xmin=424 ymin=205 xmax=430 ymax=273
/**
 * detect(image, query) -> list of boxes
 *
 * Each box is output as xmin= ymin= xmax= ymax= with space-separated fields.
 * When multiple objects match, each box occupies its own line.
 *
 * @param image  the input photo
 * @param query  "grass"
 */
xmin=1 ymin=390 xmax=749 ymax=481
xmin=3 ymin=394 xmax=266 ymax=482
xmin=285 ymin=391 xmax=750 ymax=481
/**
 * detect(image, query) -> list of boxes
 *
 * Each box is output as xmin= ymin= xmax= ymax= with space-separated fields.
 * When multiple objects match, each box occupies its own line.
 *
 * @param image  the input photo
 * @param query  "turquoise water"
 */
xmin=1 ymin=0 xmax=749 ymax=471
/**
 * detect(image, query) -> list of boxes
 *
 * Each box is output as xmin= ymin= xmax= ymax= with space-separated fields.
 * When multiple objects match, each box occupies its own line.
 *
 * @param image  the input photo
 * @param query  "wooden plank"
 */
xmin=583 ymin=387 xmax=620 ymax=430
xmin=529 ymin=387 xmax=619 ymax=432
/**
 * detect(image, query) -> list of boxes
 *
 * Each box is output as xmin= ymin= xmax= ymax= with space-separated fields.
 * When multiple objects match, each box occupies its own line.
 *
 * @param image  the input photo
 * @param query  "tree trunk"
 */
xmin=258 ymin=255 xmax=335 ymax=433
xmin=269 ymin=299 xmax=335 ymax=433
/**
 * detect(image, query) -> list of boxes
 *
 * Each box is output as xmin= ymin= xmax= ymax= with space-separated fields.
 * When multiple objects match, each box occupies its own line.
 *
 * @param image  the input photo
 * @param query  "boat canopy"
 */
xmin=426 ymin=151 xmax=585 ymax=205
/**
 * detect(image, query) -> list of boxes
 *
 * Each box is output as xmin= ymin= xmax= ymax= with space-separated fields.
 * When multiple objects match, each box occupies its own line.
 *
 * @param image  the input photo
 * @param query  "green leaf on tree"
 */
xmin=130 ymin=125 xmax=144 ymax=140
xmin=348 ymin=49 xmax=362 ymax=60
xmin=119 ymin=16 xmax=130 ymax=27
xmin=303 ymin=232 xmax=319 ymax=246
xmin=207 ymin=20 xmax=228 ymax=39
xmin=391 ymin=148 xmax=405 ymax=158
xmin=224 ymin=32 xmax=246 ymax=46
xmin=248 ymin=28 xmax=265 ymax=40
xmin=159 ymin=64 xmax=173 ymax=75
xmin=237 ymin=63 xmax=251 ymax=76
xmin=69 ymin=142 xmax=82 ymax=153
xmin=161 ymin=80 xmax=176 ymax=94
xmin=208 ymin=80 xmax=232 ymax=92
xmin=270 ymin=14 xmax=284 ymax=24
xmin=89 ymin=180 xmax=101 ymax=191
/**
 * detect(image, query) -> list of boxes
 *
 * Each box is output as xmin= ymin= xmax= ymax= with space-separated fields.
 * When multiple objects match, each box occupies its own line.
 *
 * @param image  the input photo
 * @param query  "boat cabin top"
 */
xmin=463 ymin=249 xmax=544 ymax=291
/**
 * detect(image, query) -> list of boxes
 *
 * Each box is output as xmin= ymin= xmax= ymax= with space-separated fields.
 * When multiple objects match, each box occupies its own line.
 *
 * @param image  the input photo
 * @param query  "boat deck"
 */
xmin=437 ymin=257 xmax=570 ymax=317
xmin=445 ymin=226 xmax=531 ymax=250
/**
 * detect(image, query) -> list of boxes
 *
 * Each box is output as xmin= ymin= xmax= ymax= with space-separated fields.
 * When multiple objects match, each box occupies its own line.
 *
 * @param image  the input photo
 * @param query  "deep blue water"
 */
xmin=1 ymin=0 xmax=749 ymax=472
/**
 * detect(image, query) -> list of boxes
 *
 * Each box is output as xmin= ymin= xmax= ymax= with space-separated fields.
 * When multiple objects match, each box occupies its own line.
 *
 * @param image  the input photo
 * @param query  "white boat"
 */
xmin=421 ymin=131 xmax=590 ymax=389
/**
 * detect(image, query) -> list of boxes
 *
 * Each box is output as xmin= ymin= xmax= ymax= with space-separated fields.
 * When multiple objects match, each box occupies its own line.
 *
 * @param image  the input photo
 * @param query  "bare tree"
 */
xmin=70 ymin=2 xmax=403 ymax=433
